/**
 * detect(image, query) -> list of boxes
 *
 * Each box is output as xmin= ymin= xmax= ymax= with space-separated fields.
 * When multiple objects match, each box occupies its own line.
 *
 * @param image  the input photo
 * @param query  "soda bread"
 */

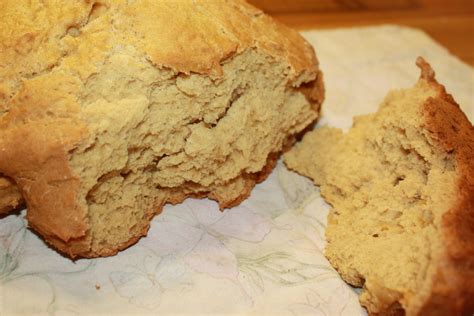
xmin=285 ymin=58 xmax=473 ymax=316
xmin=0 ymin=0 xmax=324 ymax=258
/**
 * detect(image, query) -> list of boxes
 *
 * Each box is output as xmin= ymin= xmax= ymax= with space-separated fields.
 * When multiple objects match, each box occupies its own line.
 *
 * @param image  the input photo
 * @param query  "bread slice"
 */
xmin=285 ymin=58 xmax=473 ymax=316
xmin=0 ymin=0 xmax=324 ymax=258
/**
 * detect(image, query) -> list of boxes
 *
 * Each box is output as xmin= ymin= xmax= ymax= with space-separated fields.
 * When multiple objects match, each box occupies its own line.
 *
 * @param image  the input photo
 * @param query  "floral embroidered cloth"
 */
xmin=1 ymin=25 xmax=473 ymax=316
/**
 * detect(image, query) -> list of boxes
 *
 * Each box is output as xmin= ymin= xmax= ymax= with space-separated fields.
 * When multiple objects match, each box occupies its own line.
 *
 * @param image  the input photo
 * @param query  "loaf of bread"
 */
xmin=0 ymin=0 xmax=324 ymax=258
xmin=285 ymin=58 xmax=473 ymax=316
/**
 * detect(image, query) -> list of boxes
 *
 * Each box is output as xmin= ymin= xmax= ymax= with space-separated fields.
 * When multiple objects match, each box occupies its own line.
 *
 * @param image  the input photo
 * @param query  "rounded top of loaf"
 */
xmin=0 ymin=0 xmax=318 ymax=105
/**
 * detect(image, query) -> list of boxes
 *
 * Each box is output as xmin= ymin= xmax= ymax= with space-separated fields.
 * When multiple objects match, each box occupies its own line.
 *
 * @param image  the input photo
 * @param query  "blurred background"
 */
xmin=247 ymin=0 xmax=474 ymax=65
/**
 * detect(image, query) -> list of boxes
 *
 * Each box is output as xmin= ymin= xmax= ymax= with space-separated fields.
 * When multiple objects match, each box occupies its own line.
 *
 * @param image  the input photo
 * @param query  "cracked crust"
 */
xmin=284 ymin=58 xmax=473 ymax=316
xmin=0 ymin=0 xmax=324 ymax=258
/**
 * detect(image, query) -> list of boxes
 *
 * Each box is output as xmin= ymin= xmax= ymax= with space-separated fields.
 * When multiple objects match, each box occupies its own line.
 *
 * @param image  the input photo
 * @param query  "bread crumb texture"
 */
xmin=0 ymin=0 xmax=324 ymax=257
xmin=285 ymin=58 xmax=473 ymax=316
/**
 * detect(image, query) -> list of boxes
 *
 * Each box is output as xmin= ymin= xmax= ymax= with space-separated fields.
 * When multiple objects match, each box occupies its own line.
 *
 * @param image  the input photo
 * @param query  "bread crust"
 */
xmin=0 ymin=0 xmax=324 ymax=258
xmin=416 ymin=57 xmax=474 ymax=316
xmin=0 ymin=176 xmax=23 ymax=215
xmin=355 ymin=59 xmax=474 ymax=316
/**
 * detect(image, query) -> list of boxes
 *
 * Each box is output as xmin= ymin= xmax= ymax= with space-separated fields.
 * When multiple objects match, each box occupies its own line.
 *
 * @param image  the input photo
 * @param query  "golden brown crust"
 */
xmin=0 ymin=176 xmax=24 ymax=215
xmin=0 ymin=70 xmax=91 ymax=255
xmin=0 ymin=121 xmax=89 ymax=241
xmin=417 ymin=57 xmax=474 ymax=316
xmin=116 ymin=0 xmax=318 ymax=77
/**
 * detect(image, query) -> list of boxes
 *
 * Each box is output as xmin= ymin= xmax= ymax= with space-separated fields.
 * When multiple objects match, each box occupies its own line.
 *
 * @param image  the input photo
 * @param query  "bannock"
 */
xmin=285 ymin=58 xmax=473 ymax=316
xmin=0 ymin=0 xmax=324 ymax=258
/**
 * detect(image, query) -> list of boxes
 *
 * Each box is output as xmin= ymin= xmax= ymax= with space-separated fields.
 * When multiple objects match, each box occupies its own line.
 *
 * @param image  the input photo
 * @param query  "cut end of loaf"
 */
xmin=71 ymin=47 xmax=323 ymax=258
xmin=0 ymin=0 xmax=324 ymax=258
xmin=284 ymin=58 xmax=474 ymax=316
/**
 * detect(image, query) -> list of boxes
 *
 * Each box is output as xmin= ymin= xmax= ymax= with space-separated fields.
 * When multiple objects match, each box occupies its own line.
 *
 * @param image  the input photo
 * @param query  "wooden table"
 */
xmin=248 ymin=0 xmax=474 ymax=66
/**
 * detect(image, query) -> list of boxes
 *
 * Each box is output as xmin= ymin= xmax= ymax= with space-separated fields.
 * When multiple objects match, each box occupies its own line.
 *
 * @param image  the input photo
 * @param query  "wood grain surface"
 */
xmin=248 ymin=0 xmax=474 ymax=65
